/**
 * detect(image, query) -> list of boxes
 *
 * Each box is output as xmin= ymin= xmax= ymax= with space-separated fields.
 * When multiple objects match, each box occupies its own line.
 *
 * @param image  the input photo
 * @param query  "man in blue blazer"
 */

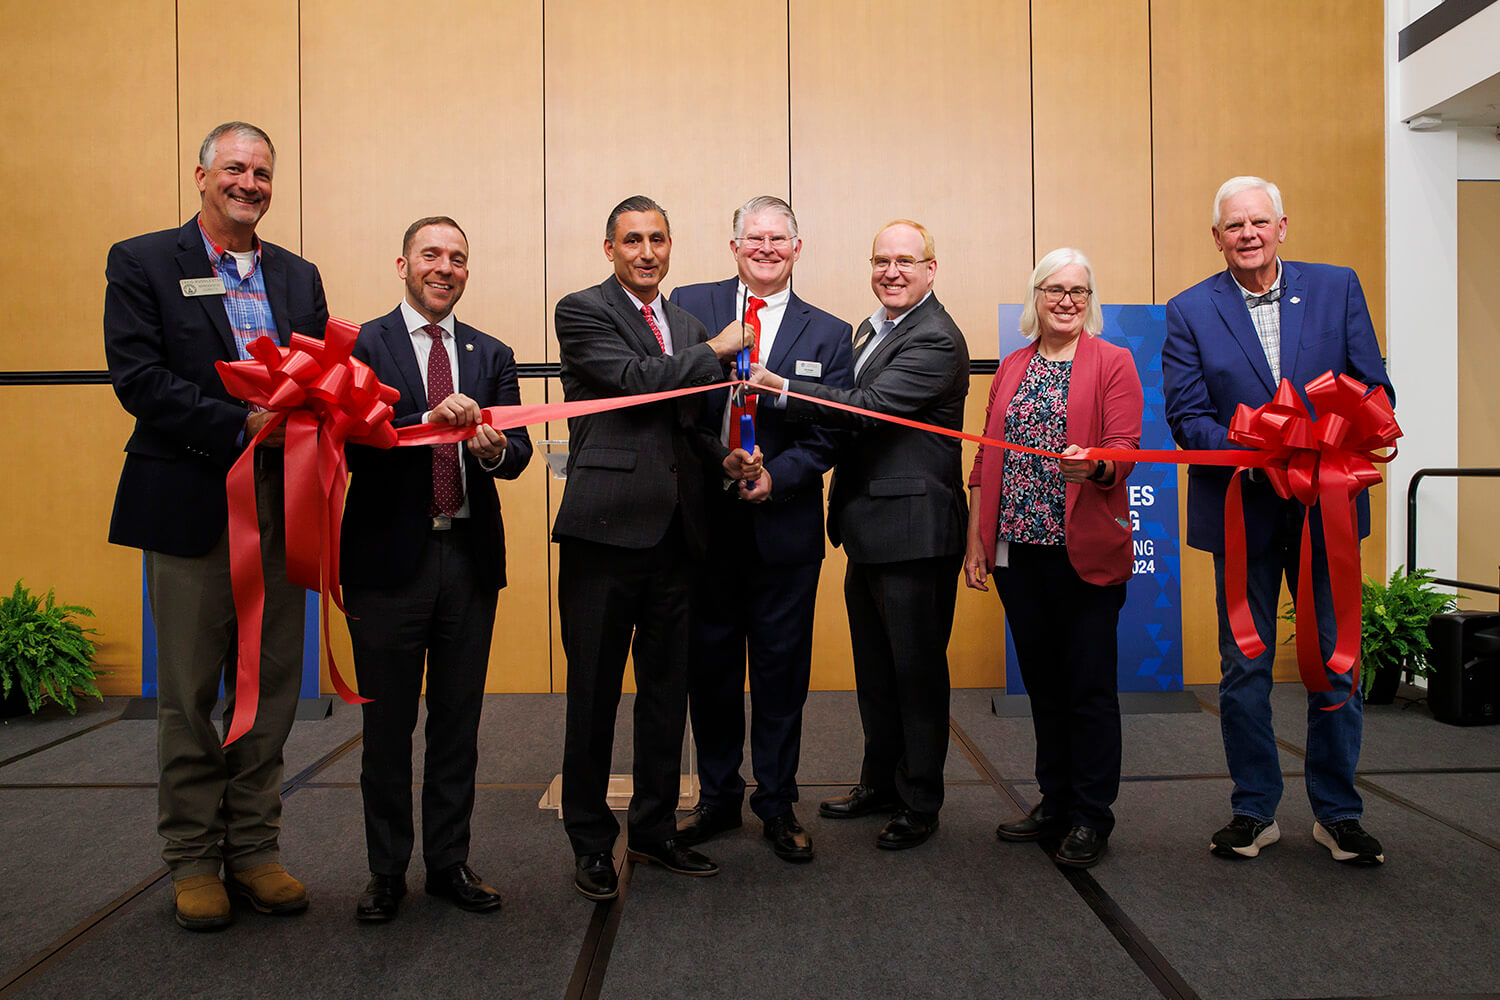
xmin=105 ymin=122 xmax=327 ymax=930
xmin=341 ymin=217 xmax=531 ymax=921
xmin=1163 ymin=176 xmax=1394 ymax=866
xmin=669 ymin=196 xmax=853 ymax=863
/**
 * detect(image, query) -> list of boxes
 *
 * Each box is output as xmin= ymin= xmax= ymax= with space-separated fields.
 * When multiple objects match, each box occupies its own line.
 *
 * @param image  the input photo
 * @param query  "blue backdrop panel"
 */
xmin=141 ymin=562 xmax=322 ymax=699
xmin=994 ymin=304 xmax=1184 ymax=694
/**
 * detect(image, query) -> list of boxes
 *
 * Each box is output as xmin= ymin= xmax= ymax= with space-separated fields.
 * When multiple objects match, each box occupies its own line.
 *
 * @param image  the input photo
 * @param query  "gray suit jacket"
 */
xmin=551 ymin=277 xmax=727 ymax=554
xmin=786 ymin=293 xmax=969 ymax=564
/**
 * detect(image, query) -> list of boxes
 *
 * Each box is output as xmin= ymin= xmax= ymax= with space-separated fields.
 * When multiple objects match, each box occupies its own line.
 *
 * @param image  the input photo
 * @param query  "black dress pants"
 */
xmin=558 ymin=519 xmax=693 ymax=856
xmin=346 ymin=524 xmax=496 ymax=876
xmin=844 ymin=554 xmax=961 ymax=816
xmin=993 ymin=542 xmax=1126 ymax=835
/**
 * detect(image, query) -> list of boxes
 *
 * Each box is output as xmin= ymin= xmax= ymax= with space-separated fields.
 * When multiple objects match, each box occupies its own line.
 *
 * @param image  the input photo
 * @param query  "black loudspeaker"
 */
xmin=1426 ymin=611 xmax=1500 ymax=726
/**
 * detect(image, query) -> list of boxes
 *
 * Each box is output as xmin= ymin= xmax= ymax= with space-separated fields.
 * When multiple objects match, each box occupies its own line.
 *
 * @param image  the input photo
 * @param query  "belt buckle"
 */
xmin=430 ymin=514 xmax=452 ymax=531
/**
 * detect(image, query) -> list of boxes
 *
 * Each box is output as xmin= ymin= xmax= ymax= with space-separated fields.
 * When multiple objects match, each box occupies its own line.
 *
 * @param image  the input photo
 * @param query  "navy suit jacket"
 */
xmin=340 ymin=307 xmax=532 ymax=592
xmin=105 ymin=215 xmax=328 ymax=557
xmin=669 ymin=278 xmax=854 ymax=565
xmin=1162 ymin=260 xmax=1394 ymax=554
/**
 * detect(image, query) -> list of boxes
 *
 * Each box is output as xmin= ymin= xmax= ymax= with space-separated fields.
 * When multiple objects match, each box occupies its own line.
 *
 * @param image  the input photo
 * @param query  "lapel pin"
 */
xmin=465 ymin=343 xmax=474 ymax=351
xmin=1290 ymin=296 xmax=1300 ymax=304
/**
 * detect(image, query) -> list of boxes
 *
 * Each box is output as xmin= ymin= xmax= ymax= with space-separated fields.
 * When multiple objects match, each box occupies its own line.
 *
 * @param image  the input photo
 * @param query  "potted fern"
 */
xmin=1282 ymin=566 xmax=1459 ymax=705
xmin=0 ymin=580 xmax=102 ymax=717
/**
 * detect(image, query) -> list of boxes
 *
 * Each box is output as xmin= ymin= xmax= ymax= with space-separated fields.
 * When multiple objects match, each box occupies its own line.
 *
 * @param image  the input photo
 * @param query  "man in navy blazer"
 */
xmin=1163 ymin=176 xmax=1394 ymax=866
xmin=341 ymin=217 xmax=531 ymax=921
xmin=668 ymin=196 xmax=853 ymax=863
xmin=105 ymin=122 xmax=326 ymax=930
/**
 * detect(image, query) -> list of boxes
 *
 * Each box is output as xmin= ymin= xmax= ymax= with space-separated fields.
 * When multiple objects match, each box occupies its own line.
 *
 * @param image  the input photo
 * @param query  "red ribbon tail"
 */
xmin=223 ymin=418 xmax=280 ymax=747
xmin=1224 ymin=469 xmax=1266 ymax=660
xmin=282 ymin=412 xmax=322 ymax=590
xmin=1295 ymin=516 xmax=1333 ymax=695
xmin=318 ymin=433 xmax=367 ymax=705
xmin=1315 ymin=476 xmax=1365 ymax=711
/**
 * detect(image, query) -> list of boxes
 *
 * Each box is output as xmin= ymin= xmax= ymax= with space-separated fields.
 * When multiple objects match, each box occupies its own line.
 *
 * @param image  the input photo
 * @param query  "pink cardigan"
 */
xmin=967 ymin=332 xmax=1144 ymax=586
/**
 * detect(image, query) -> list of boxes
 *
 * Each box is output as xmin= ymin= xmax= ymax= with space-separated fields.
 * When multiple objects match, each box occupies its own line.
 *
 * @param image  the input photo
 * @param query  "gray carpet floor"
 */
xmin=2 ymin=684 xmax=1499 ymax=1000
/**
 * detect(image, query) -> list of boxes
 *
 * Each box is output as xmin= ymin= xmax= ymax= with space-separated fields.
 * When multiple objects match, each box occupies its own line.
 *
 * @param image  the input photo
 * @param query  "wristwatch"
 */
xmin=1088 ymin=459 xmax=1106 ymax=482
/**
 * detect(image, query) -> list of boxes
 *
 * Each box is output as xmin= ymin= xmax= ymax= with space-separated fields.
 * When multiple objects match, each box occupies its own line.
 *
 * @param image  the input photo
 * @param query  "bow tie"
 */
xmin=1245 ymin=286 xmax=1283 ymax=309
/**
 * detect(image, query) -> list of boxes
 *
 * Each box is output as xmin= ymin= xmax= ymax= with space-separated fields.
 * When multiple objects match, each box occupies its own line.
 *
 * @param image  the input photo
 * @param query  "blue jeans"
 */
xmin=1211 ymin=517 xmax=1364 ymax=824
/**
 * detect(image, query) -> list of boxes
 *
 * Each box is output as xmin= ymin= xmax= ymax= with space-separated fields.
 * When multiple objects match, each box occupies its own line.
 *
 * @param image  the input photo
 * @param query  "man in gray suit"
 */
xmin=749 ymin=219 xmax=969 ymax=850
xmin=553 ymin=196 xmax=760 ymax=901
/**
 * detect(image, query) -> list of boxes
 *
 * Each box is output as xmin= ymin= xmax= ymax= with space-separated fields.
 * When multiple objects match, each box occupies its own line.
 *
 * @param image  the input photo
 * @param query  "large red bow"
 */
xmin=1221 ymin=372 xmax=1400 ymax=707
xmin=214 ymin=319 xmax=399 ymax=745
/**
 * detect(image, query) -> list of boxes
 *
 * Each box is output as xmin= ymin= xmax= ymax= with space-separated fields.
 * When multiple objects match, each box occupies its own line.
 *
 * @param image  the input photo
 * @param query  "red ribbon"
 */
xmin=215 ymin=319 xmax=399 ymax=745
xmin=215 ymin=327 xmax=1397 ymax=743
xmin=1217 ymin=373 xmax=1398 ymax=707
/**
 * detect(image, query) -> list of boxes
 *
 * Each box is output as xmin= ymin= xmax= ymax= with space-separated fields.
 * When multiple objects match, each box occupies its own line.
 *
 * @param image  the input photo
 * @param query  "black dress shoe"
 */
xmin=424 ymin=863 xmax=502 ymax=912
xmin=996 ymin=804 xmax=1065 ymax=843
xmin=574 ymin=852 xmax=618 ymax=901
xmin=1055 ymin=826 xmax=1107 ymax=868
xmin=675 ymin=803 xmax=743 ymax=847
xmin=877 ymin=809 xmax=938 ymax=850
xmin=625 ymin=839 xmax=719 ymax=876
xmin=763 ymin=811 xmax=814 ymax=863
xmin=818 ymin=784 xmax=900 ymax=819
xmin=355 ymin=874 xmax=406 ymax=923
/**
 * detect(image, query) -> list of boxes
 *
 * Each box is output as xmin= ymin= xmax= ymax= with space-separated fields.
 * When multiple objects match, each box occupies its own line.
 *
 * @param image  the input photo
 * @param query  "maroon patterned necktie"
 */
xmin=424 ymin=324 xmax=463 ymax=516
xmin=641 ymin=305 xmax=667 ymax=352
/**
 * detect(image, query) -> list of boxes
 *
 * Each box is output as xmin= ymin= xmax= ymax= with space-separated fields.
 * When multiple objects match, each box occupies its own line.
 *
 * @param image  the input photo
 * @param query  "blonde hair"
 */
xmin=1018 ymin=247 xmax=1103 ymax=342
xmin=871 ymin=219 xmax=935 ymax=259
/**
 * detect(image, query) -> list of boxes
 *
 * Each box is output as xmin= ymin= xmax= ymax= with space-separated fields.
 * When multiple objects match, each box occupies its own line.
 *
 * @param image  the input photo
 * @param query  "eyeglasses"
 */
xmin=870 ymin=256 xmax=933 ymax=273
xmin=737 ymin=235 xmax=794 ymax=249
xmin=1035 ymin=285 xmax=1092 ymax=305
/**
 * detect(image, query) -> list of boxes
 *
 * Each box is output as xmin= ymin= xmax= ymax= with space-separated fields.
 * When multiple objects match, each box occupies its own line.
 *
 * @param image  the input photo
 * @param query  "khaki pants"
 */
xmin=144 ymin=463 xmax=305 ymax=878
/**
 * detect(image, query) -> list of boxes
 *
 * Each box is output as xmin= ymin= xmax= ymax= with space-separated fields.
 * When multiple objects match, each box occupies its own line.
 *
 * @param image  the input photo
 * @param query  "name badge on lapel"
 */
xmin=180 ymin=277 xmax=227 ymax=298
xmin=794 ymin=360 xmax=822 ymax=377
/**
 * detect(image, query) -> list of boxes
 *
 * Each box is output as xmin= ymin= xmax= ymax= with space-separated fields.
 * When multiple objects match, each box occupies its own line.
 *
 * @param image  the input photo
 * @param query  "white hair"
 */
xmin=1212 ymin=176 xmax=1283 ymax=227
xmin=1018 ymin=247 xmax=1102 ymax=341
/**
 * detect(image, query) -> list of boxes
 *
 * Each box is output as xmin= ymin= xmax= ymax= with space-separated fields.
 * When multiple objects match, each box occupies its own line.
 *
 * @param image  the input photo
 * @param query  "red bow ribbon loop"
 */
xmin=215 ymin=318 xmax=400 ymax=745
xmin=1220 ymin=372 xmax=1400 ymax=708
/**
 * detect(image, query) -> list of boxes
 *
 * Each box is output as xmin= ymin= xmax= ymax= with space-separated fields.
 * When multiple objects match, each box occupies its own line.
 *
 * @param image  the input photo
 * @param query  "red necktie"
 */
xmin=641 ymin=305 xmax=667 ymax=352
xmin=424 ymin=324 xmax=463 ymax=516
xmin=729 ymin=296 xmax=766 ymax=450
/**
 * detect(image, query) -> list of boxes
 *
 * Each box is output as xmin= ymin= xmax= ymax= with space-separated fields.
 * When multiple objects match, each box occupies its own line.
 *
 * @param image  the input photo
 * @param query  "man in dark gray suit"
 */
xmin=553 ymin=196 xmax=759 ymax=901
xmin=749 ymin=219 xmax=969 ymax=850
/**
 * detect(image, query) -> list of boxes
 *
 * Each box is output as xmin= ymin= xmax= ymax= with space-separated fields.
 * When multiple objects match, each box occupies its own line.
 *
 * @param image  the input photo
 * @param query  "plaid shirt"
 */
xmin=199 ymin=220 xmax=276 ymax=360
xmin=1235 ymin=259 xmax=1283 ymax=384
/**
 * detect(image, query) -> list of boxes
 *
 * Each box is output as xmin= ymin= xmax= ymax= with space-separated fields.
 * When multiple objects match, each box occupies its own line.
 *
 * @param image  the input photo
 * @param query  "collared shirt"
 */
xmin=1232 ymin=259 xmax=1284 ymax=383
xmin=199 ymin=219 xmax=275 ymax=361
xmin=726 ymin=282 xmax=793 ymax=428
xmin=618 ymin=282 xmax=673 ymax=354
xmin=400 ymin=298 xmax=474 ymax=518
xmin=854 ymin=289 xmax=933 ymax=378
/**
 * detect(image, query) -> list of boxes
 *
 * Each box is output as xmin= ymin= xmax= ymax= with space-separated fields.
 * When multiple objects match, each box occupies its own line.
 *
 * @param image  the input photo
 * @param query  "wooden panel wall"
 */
xmin=0 ymin=0 xmax=177 ymax=371
xmin=3 ymin=0 xmax=1386 ymax=696
xmin=1456 ymin=182 xmax=1500 ymax=608
xmin=1151 ymin=0 xmax=1386 ymax=683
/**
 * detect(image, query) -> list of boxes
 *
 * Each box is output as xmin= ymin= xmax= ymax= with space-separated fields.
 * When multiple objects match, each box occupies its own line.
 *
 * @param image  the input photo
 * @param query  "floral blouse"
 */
xmin=997 ymin=352 xmax=1070 ymax=545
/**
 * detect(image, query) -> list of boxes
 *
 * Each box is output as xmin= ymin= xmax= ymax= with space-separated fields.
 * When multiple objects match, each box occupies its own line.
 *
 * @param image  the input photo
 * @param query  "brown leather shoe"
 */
xmin=173 ymin=874 xmax=232 ymax=931
xmin=228 ymin=862 xmax=309 ymax=915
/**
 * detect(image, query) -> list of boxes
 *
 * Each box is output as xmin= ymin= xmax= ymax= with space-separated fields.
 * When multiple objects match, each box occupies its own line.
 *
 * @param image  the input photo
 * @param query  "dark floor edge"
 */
xmin=949 ymin=717 xmax=1202 ymax=1000
xmin=0 ymin=714 xmax=123 ymax=771
xmin=564 ymin=839 xmax=630 ymax=1000
xmin=1284 ymin=994 xmax=1500 ymax=1000
xmin=0 ymin=783 xmax=157 ymax=790
xmin=1192 ymin=695 xmax=1500 ymax=855
xmin=0 ymin=731 xmax=365 ymax=997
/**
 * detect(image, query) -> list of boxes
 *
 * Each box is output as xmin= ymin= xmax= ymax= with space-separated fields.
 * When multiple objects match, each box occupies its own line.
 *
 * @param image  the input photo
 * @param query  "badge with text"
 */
xmin=180 ymin=277 xmax=227 ymax=298
xmin=794 ymin=360 xmax=822 ymax=377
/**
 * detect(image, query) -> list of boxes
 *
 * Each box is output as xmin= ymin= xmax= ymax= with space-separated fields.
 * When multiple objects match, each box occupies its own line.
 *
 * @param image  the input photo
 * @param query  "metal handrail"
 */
xmin=1406 ymin=467 xmax=1500 ymax=595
